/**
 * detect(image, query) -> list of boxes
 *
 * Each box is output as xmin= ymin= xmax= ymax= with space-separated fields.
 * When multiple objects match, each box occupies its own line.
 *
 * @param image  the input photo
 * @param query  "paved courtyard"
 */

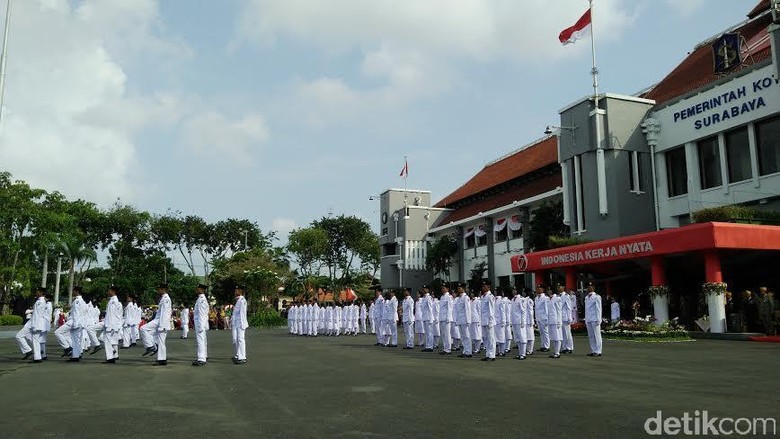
xmin=0 ymin=327 xmax=778 ymax=438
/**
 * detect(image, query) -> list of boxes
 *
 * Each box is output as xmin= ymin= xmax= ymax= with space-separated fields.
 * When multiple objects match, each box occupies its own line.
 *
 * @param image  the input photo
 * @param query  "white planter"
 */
xmin=706 ymin=293 xmax=726 ymax=333
xmin=652 ymin=295 xmax=669 ymax=325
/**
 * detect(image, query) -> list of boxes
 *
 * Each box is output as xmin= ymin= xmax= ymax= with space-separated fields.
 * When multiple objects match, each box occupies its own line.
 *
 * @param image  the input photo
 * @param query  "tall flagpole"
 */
xmin=0 ymin=0 xmax=12 ymax=129
xmin=589 ymin=0 xmax=608 ymax=216
xmin=589 ymin=0 xmax=599 ymax=105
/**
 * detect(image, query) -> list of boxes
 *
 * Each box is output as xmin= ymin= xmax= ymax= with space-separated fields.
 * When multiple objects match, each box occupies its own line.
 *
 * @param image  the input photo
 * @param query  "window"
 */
xmin=465 ymin=234 xmax=475 ymax=249
xmin=629 ymin=151 xmax=643 ymax=192
xmin=510 ymin=226 xmax=522 ymax=240
xmin=477 ymin=234 xmax=487 ymax=246
xmin=382 ymin=243 xmax=397 ymax=256
xmin=725 ymin=127 xmax=752 ymax=183
xmin=666 ymin=147 xmax=688 ymax=197
xmin=756 ymin=116 xmax=780 ymax=176
xmin=494 ymin=227 xmax=508 ymax=242
xmin=698 ymin=136 xmax=722 ymax=189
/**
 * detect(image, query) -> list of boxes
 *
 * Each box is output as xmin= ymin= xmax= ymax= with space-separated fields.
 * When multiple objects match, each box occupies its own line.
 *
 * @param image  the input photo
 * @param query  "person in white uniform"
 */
xmin=28 ymin=288 xmax=48 ymax=363
xmin=67 ymin=287 xmax=88 ymax=362
xmin=401 ymin=288 xmax=415 ymax=349
xmin=16 ymin=310 xmax=34 ymax=360
xmin=192 ymin=284 xmax=210 ymax=366
xmin=102 ymin=285 xmax=123 ymax=364
xmin=384 ymin=292 xmax=399 ymax=347
xmin=438 ymin=284 xmax=454 ymax=355
xmin=142 ymin=283 xmax=172 ymax=366
xmin=359 ymin=301 xmax=368 ymax=334
xmin=368 ymin=300 xmax=376 ymax=335
xmin=180 ymin=305 xmax=190 ymax=339
xmin=547 ymin=288 xmax=563 ymax=359
xmin=414 ymin=292 xmax=425 ymax=346
xmin=524 ymin=293 xmax=535 ymax=356
xmin=494 ymin=292 xmax=507 ymax=356
xmin=41 ymin=293 xmax=53 ymax=360
xmin=534 ymin=285 xmax=550 ymax=352
xmin=373 ymin=289 xmax=385 ymax=345
xmin=470 ymin=293 xmax=482 ymax=353
xmin=560 ymin=285 xmax=575 ymax=354
xmin=454 ymin=284 xmax=473 ymax=358
xmin=480 ymin=281 xmax=497 ymax=362
xmin=510 ymin=289 xmax=527 ymax=361
xmin=421 ymin=287 xmax=436 ymax=352
xmin=610 ymin=298 xmax=621 ymax=324
xmin=231 ymin=285 xmax=249 ymax=364
xmin=585 ymin=283 xmax=603 ymax=356
xmin=569 ymin=288 xmax=579 ymax=323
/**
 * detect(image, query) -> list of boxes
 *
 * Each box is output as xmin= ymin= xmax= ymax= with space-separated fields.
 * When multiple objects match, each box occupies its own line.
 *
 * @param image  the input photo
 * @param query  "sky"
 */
xmin=0 ymin=0 xmax=759 ymax=246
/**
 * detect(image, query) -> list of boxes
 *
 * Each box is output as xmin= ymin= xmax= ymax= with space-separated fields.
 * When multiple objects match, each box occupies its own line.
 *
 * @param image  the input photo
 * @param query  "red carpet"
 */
xmin=748 ymin=335 xmax=780 ymax=343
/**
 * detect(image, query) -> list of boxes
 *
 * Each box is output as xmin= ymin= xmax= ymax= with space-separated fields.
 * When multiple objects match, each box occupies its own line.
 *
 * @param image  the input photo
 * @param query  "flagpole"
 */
xmin=403 ymin=155 xmax=408 ymax=207
xmin=0 ymin=0 xmax=13 ymax=129
xmin=589 ymin=0 xmax=599 ymax=105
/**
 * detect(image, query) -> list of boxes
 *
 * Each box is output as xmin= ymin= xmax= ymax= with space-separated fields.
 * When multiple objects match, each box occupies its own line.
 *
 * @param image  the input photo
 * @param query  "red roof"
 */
xmin=434 ymin=136 xmax=558 ymax=208
xmin=432 ymin=173 xmax=561 ymax=227
xmin=644 ymin=3 xmax=772 ymax=106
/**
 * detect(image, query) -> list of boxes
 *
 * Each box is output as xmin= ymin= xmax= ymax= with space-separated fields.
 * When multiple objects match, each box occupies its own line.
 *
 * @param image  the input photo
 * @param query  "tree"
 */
xmin=287 ymin=227 xmax=328 ymax=288
xmin=210 ymin=248 xmax=291 ymax=311
xmin=527 ymin=200 xmax=570 ymax=252
xmin=311 ymin=215 xmax=379 ymax=289
xmin=426 ymin=235 xmax=458 ymax=280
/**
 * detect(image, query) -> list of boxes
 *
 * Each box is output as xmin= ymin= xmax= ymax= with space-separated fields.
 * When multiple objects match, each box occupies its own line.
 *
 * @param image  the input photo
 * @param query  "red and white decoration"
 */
xmin=474 ymin=224 xmax=487 ymax=238
xmin=508 ymin=215 xmax=522 ymax=232
xmin=559 ymin=8 xmax=592 ymax=45
xmin=494 ymin=218 xmax=507 ymax=232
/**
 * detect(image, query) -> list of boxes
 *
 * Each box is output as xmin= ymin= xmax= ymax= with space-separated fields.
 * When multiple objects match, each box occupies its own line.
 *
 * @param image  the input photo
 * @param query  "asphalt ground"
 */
xmin=0 ymin=327 xmax=778 ymax=439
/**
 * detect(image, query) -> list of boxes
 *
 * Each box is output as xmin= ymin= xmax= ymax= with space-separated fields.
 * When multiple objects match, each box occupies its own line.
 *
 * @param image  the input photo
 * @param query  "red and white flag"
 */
xmin=399 ymin=158 xmax=409 ymax=178
xmin=559 ymin=8 xmax=592 ymax=45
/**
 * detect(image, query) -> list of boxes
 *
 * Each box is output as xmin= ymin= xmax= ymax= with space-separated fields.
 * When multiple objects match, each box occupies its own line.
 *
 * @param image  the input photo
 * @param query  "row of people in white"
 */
xmin=371 ymin=292 xmax=399 ymax=346
xmin=287 ymin=302 xmax=367 ymax=336
xmin=18 ymin=283 xmax=249 ymax=366
xmin=393 ymin=282 xmax=604 ymax=359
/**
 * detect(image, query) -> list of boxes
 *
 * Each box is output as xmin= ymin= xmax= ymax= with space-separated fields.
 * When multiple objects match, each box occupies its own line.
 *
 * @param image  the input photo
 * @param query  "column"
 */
xmin=565 ymin=267 xmax=576 ymax=291
xmin=704 ymin=251 xmax=726 ymax=333
xmin=650 ymin=256 xmax=669 ymax=325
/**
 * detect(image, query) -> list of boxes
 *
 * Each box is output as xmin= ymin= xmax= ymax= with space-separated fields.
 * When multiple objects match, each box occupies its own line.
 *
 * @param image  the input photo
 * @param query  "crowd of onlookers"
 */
xmin=725 ymin=287 xmax=776 ymax=335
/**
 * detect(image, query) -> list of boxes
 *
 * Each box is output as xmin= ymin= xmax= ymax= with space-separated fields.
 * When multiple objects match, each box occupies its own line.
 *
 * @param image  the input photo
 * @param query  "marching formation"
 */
xmin=287 ymin=300 xmax=368 ymax=336
xmin=15 ymin=283 xmax=249 ymax=366
xmin=288 ymin=280 xmax=604 ymax=361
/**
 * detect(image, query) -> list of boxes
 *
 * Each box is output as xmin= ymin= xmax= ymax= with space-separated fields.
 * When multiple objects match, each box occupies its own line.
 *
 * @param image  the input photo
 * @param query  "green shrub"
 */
xmin=0 ymin=315 xmax=23 ymax=326
xmin=692 ymin=205 xmax=780 ymax=224
xmin=548 ymin=235 xmax=591 ymax=249
xmin=249 ymin=308 xmax=286 ymax=328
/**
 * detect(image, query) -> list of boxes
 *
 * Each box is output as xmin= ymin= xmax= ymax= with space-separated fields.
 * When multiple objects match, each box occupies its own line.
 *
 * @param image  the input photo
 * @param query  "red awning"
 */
xmin=511 ymin=222 xmax=780 ymax=273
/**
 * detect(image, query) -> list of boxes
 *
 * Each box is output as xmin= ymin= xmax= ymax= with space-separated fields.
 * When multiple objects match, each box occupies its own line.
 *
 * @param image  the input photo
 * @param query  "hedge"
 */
xmin=0 ymin=315 xmax=23 ymax=326
xmin=692 ymin=205 xmax=780 ymax=224
xmin=249 ymin=309 xmax=287 ymax=328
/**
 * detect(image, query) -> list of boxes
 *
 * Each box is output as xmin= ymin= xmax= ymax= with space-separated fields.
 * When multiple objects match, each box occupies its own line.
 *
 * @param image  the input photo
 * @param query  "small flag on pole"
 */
xmin=559 ymin=8 xmax=592 ymax=45
xmin=399 ymin=158 xmax=409 ymax=179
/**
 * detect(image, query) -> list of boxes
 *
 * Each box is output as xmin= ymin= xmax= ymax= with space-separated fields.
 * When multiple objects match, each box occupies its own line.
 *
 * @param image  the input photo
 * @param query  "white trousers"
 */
xmin=504 ymin=325 xmax=512 ymax=350
xmin=141 ymin=320 xmax=159 ymax=348
xmin=232 ymin=327 xmax=246 ymax=360
xmin=403 ymin=322 xmax=414 ymax=348
xmin=537 ymin=320 xmax=550 ymax=349
xmin=386 ymin=321 xmax=398 ymax=345
xmin=122 ymin=324 xmax=138 ymax=347
xmin=525 ymin=324 xmax=535 ymax=353
xmin=586 ymin=321 xmax=602 ymax=354
xmin=196 ymin=329 xmax=208 ymax=362
xmin=512 ymin=324 xmax=527 ymax=344
xmin=482 ymin=325 xmax=496 ymax=359
xmin=562 ymin=322 xmax=574 ymax=351
xmin=439 ymin=321 xmax=452 ymax=352
xmin=85 ymin=322 xmax=102 ymax=348
xmin=15 ymin=324 xmax=32 ymax=354
xmin=360 ymin=318 xmax=367 ymax=333
xmin=55 ymin=321 xmax=72 ymax=349
xmin=32 ymin=330 xmax=45 ymax=360
xmin=156 ymin=330 xmax=168 ymax=361
xmin=103 ymin=330 xmax=119 ymax=360
xmin=181 ymin=320 xmax=189 ymax=338
xmin=70 ymin=327 xmax=84 ymax=358
xmin=471 ymin=322 xmax=482 ymax=352
xmin=459 ymin=324 xmax=472 ymax=356
xmin=425 ymin=322 xmax=435 ymax=349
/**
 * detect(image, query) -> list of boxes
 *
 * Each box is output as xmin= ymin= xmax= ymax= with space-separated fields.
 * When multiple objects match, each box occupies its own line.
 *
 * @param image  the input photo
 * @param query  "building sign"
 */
xmin=539 ymin=240 xmax=654 ymax=267
xmin=510 ymin=222 xmax=780 ymax=273
xmin=653 ymin=65 xmax=780 ymax=151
